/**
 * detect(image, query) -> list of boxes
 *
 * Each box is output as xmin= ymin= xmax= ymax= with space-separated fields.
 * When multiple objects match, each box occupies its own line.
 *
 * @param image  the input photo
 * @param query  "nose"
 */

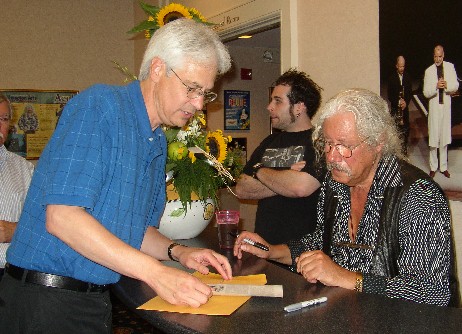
xmin=326 ymin=146 xmax=342 ymax=163
xmin=189 ymin=96 xmax=204 ymax=111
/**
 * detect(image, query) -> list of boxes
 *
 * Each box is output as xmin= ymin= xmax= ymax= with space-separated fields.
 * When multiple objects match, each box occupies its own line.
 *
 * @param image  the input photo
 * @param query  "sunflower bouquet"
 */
xmin=129 ymin=2 xmax=213 ymax=39
xmin=163 ymin=113 xmax=244 ymax=212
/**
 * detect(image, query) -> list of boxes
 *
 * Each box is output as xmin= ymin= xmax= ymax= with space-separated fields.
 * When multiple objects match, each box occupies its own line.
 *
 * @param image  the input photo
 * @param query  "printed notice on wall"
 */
xmin=1 ymin=89 xmax=78 ymax=159
xmin=224 ymin=90 xmax=250 ymax=130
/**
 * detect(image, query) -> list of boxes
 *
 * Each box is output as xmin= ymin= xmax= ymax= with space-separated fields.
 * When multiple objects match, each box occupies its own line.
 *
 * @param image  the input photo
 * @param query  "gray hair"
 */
xmin=312 ymin=88 xmax=405 ymax=162
xmin=139 ymin=18 xmax=231 ymax=80
xmin=0 ymin=92 xmax=13 ymax=118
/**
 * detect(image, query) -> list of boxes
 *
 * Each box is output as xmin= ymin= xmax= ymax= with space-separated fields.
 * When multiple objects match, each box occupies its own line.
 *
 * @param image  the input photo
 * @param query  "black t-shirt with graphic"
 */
xmin=243 ymin=129 xmax=324 ymax=244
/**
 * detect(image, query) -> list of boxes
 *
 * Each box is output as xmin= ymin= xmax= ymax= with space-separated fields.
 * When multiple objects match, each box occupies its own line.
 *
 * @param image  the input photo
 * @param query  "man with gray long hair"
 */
xmin=234 ymin=88 xmax=458 ymax=307
xmin=1 ymin=19 xmax=232 ymax=332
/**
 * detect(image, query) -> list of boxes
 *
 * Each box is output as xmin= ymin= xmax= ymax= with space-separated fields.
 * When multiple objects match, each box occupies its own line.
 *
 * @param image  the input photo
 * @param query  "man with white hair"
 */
xmin=423 ymin=45 xmax=459 ymax=178
xmin=1 ymin=19 xmax=233 ymax=332
xmin=234 ymin=88 xmax=458 ymax=307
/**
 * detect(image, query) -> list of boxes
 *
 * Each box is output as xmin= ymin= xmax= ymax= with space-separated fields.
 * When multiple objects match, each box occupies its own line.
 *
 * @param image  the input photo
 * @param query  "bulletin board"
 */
xmin=1 ymin=89 xmax=78 ymax=159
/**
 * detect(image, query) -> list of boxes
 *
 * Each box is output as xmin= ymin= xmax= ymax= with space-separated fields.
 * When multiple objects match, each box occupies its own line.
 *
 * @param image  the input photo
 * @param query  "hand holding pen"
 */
xmin=232 ymin=231 xmax=271 ymax=259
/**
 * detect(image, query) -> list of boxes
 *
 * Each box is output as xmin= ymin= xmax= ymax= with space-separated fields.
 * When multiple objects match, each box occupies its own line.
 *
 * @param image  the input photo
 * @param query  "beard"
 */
xmin=327 ymin=162 xmax=352 ymax=177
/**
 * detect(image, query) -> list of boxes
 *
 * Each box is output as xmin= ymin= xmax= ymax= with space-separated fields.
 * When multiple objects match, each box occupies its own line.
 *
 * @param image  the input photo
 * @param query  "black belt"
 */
xmin=5 ymin=263 xmax=109 ymax=293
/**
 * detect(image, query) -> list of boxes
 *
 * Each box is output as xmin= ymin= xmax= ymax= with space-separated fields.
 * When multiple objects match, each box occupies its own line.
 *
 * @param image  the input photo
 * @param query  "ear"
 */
xmin=149 ymin=57 xmax=165 ymax=83
xmin=374 ymin=135 xmax=385 ymax=155
xmin=297 ymin=102 xmax=307 ymax=113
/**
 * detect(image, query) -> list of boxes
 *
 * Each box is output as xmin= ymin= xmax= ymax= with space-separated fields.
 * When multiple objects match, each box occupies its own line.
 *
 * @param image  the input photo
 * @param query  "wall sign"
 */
xmin=224 ymin=90 xmax=250 ymax=130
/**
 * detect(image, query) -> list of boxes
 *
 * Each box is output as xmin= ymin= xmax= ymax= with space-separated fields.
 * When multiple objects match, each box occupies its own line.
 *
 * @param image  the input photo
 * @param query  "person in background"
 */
xmin=0 ymin=19 xmax=232 ymax=333
xmin=423 ymin=45 xmax=459 ymax=178
xmin=387 ymin=55 xmax=413 ymax=154
xmin=0 ymin=93 xmax=34 ymax=277
xmin=234 ymin=88 xmax=458 ymax=307
xmin=235 ymin=69 xmax=324 ymax=245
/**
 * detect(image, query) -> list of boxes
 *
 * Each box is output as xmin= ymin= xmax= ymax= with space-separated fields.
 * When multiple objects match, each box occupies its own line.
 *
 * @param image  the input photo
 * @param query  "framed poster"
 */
xmin=1 ymin=89 xmax=78 ymax=159
xmin=224 ymin=90 xmax=250 ymax=130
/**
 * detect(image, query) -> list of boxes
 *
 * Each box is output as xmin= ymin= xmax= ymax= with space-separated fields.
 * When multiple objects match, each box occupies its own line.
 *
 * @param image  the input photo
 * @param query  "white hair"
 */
xmin=139 ymin=18 xmax=231 ymax=80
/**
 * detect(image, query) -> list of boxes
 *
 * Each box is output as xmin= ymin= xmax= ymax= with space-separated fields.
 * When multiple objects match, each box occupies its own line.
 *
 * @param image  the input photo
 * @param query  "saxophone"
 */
xmin=397 ymin=85 xmax=404 ymax=126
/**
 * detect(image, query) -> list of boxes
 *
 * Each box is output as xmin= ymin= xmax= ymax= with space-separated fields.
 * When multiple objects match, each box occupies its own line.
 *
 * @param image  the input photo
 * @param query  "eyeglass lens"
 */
xmin=170 ymin=68 xmax=217 ymax=103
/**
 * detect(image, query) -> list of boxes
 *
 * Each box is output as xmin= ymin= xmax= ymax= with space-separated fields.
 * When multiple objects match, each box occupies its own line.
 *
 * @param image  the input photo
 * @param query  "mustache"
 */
xmin=327 ymin=162 xmax=351 ymax=176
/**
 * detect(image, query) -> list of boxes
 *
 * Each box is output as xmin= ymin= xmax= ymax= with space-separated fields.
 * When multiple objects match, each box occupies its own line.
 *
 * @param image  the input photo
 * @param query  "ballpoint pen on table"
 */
xmin=229 ymin=232 xmax=269 ymax=251
xmin=284 ymin=297 xmax=328 ymax=312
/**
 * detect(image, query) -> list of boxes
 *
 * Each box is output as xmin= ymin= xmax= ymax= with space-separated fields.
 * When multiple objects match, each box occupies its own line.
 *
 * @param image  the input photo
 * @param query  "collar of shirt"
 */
xmin=128 ymin=80 xmax=155 ymax=139
xmin=0 ymin=145 xmax=7 ymax=168
xmin=127 ymin=81 xmax=166 ymax=158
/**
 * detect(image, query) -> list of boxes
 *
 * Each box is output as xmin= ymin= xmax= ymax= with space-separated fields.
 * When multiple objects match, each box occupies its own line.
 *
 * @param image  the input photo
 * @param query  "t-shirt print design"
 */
xmin=261 ymin=145 xmax=305 ymax=168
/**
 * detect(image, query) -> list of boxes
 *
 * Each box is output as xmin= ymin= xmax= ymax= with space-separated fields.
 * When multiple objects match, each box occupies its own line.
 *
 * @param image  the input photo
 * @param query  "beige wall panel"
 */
xmin=1 ymin=0 xmax=135 ymax=91
xmin=296 ymin=0 xmax=380 ymax=101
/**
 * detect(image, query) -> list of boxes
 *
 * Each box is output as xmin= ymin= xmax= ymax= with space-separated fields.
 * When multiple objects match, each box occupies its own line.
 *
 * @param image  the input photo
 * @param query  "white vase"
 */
xmin=158 ymin=198 xmax=215 ymax=240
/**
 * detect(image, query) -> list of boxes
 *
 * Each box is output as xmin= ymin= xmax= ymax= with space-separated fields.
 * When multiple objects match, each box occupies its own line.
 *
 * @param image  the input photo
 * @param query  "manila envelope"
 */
xmin=137 ymin=272 xmax=267 ymax=316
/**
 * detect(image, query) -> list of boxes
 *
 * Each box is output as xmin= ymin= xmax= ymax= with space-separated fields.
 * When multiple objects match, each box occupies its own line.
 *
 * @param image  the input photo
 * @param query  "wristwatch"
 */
xmin=252 ymin=162 xmax=264 ymax=179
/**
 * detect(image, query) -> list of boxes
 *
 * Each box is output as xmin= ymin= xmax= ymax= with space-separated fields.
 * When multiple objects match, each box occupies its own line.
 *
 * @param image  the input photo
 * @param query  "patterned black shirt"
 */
xmin=287 ymin=155 xmax=451 ymax=306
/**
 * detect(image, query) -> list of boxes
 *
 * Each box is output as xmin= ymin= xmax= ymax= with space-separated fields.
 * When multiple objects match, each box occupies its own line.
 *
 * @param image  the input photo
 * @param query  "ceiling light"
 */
xmin=238 ymin=35 xmax=253 ymax=39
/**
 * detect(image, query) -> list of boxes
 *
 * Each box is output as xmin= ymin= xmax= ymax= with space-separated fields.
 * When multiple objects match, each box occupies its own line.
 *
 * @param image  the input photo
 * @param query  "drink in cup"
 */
xmin=216 ymin=210 xmax=240 ymax=249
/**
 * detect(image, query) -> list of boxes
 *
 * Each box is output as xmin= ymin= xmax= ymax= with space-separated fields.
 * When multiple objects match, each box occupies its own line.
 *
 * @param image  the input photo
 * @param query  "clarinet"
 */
xmin=438 ymin=63 xmax=444 ymax=104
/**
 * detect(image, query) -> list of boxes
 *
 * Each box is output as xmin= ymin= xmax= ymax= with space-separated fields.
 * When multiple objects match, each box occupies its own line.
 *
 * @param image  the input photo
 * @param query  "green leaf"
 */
xmin=170 ymin=208 xmax=185 ymax=217
xmin=139 ymin=2 xmax=161 ymax=16
xmin=163 ymin=127 xmax=180 ymax=142
xmin=127 ymin=20 xmax=157 ymax=34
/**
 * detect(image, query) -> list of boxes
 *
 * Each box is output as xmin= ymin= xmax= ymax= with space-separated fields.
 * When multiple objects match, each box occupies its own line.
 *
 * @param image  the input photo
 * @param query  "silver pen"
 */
xmin=284 ymin=296 xmax=327 ymax=312
xmin=229 ymin=232 xmax=269 ymax=251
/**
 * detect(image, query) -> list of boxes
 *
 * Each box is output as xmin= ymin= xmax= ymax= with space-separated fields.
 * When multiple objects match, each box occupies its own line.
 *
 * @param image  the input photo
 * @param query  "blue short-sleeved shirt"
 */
xmin=7 ymin=81 xmax=167 ymax=284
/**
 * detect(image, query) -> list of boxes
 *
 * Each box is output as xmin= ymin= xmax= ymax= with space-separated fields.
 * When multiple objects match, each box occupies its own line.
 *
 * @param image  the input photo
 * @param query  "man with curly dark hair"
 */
xmin=236 ymin=69 xmax=324 ymax=244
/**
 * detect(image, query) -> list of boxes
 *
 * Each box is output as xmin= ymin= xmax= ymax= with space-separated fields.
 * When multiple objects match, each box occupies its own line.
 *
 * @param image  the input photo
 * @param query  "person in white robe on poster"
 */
xmin=423 ymin=45 xmax=459 ymax=178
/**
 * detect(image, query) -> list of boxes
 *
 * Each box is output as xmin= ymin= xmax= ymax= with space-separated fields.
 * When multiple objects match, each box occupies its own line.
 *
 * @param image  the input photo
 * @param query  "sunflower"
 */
xmin=156 ymin=3 xmax=192 ymax=27
xmin=189 ymin=8 xmax=207 ymax=22
xmin=206 ymin=130 xmax=227 ymax=163
xmin=130 ymin=3 xmax=211 ymax=40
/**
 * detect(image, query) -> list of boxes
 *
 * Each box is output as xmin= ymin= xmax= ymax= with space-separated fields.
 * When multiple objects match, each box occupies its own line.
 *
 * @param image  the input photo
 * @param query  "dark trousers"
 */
xmin=391 ymin=107 xmax=410 ymax=154
xmin=0 ymin=273 xmax=112 ymax=333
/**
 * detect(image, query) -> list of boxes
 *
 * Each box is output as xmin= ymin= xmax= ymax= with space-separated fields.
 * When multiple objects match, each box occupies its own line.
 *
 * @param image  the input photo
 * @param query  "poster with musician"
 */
xmin=0 ymin=89 xmax=78 ymax=159
xmin=224 ymin=90 xmax=250 ymax=130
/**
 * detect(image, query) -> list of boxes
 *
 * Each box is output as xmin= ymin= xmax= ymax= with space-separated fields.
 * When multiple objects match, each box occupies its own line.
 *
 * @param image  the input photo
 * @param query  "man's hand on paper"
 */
xmin=148 ymin=264 xmax=215 ymax=308
xmin=175 ymin=246 xmax=233 ymax=280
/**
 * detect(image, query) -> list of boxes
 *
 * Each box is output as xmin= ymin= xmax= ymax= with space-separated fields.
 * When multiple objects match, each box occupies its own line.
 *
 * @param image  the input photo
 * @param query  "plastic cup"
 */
xmin=216 ymin=210 xmax=240 ymax=249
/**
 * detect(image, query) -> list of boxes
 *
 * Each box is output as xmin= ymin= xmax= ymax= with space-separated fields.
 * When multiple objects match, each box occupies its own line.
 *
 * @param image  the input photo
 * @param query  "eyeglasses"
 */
xmin=323 ymin=138 xmax=369 ymax=158
xmin=0 ymin=115 xmax=10 ymax=123
xmin=170 ymin=68 xmax=217 ymax=104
